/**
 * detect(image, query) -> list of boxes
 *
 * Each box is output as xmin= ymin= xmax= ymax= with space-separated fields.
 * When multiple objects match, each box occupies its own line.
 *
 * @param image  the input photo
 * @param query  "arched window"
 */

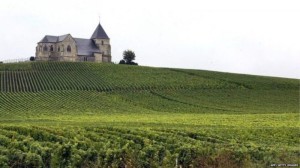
xmin=58 ymin=46 xmax=60 ymax=52
xmin=50 ymin=45 xmax=54 ymax=52
xmin=67 ymin=45 xmax=71 ymax=52
xmin=43 ymin=45 xmax=48 ymax=51
xmin=101 ymin=40 xmax=104 ymax=45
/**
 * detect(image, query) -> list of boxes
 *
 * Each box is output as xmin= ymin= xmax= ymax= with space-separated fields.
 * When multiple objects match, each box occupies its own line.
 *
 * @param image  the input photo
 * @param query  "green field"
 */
xmin=0 ymin=62 xmax=299 ymax=167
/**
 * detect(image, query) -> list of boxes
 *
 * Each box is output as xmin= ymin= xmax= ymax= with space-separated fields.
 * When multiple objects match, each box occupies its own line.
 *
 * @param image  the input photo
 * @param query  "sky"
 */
xmin=0 ymin=0 xmax=299 ymax=79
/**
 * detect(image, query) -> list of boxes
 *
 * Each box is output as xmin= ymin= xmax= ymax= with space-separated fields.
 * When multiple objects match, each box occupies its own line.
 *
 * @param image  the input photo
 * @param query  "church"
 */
xmin=35 ymin=23 xmax=111 ymax=62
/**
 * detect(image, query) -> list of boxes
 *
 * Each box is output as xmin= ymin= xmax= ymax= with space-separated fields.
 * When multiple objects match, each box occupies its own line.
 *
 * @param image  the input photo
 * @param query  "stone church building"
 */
xmin=35 ymin=23 xmax=111 ymax=62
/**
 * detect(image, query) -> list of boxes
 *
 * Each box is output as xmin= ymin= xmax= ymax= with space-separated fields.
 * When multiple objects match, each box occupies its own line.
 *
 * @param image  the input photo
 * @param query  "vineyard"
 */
xmin=0 ymin=62 xmax=299 ymax=167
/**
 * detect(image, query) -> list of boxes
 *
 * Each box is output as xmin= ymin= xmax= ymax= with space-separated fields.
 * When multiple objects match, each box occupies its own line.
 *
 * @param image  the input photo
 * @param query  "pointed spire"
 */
xmin=91 ymin=23 xmax=109 ymax=39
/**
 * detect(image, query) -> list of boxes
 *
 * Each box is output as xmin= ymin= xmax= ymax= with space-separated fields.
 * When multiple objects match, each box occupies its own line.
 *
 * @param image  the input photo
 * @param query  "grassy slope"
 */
xmin=0 ymin=62 xmax=299 ymax=167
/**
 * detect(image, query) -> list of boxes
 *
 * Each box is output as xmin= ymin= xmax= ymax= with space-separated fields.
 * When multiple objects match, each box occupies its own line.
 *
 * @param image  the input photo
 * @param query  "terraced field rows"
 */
xmin=0 ymin=62 xmax=298 ymax=167
xmin=1 ymin=62 xmax=266 ymax=93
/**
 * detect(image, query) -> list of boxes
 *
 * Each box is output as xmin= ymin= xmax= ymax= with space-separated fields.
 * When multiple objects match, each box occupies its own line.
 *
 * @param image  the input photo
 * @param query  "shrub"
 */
xmin=24 ymin=152 xmax=43 ymax=168
xmin=0 ymin=156 xmax=9 ymax=168
xmin=119 ymin=59 xmax=126 ymax=64
xmin=30 ymin=56 xmax=35 ymax=61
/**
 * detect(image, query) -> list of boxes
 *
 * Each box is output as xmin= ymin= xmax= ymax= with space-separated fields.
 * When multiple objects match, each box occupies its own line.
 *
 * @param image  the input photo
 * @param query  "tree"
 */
xmin=119 ymin=50 xmax=138 ymax=65
xmin=123 ymin=50 xmax=135 ymax=64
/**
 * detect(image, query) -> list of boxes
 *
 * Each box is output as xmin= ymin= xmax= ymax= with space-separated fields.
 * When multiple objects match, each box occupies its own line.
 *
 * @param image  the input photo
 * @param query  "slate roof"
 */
xmin=74 ymin=38 xmax=100 ymax=56
xmin=39 ymin=34 xmax=69 ymax=43
xmin=39 ymin=35 xmax=58 ymax=43
xmin=58 ymin=34 xmax=68 ymax=42
xmin=91 ymin=23 xmax=109 ymax=39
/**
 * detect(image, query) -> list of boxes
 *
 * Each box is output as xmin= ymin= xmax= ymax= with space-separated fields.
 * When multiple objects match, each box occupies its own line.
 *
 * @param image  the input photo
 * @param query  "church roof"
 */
xmin=39 ymin=34 xmax=69 ymax=43
xmin=58 ymin=34 xmax=68 ymax=42
xmin=39 ymin=35 xmax=58 ymax=43
xmin=90 ymin=23 xmax=109 ymax=39
xmin=74 ymin=38 xmax=100 ymax=56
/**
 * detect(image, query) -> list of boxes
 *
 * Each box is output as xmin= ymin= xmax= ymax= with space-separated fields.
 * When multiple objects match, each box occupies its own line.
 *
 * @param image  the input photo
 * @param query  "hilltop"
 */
xmin=0 ymin=62 xmax=298 ymax=116
xmin=0 ymin=62 xmax=299 ymax=167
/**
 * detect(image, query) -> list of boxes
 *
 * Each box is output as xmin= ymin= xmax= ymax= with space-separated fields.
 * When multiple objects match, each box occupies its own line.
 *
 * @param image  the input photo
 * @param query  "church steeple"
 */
xmin=91 ymin=23 xmax=109 ymax=39
xmin=91 ymin=22 xmax=111 ymax=62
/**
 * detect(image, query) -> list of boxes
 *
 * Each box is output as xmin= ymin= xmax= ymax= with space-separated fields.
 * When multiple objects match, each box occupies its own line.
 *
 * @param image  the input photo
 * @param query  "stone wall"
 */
xmin=36 ymin=35 xmax=77 ymax=61
xmin=77 ymin=56 xmax=95 ymax=62
xmin=94 ymin=39 xmax=111 ymax=56
xmin=94 ymin=53 xmax=103 ymax=62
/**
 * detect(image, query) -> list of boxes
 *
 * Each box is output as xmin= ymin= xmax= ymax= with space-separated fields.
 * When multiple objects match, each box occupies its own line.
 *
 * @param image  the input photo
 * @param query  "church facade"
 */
xmin=35 ymin=23 xmax=111 ymax=62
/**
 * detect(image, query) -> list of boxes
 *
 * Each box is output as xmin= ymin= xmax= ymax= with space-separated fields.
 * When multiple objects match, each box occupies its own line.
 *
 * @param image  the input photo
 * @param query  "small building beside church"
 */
xmin=35 ymin=23 xmax=111 ymax=62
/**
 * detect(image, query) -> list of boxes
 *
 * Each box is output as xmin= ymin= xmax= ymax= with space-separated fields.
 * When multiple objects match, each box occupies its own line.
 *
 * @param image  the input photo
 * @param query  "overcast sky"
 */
xmin=0 ymin=0 xmax=299 ymax=78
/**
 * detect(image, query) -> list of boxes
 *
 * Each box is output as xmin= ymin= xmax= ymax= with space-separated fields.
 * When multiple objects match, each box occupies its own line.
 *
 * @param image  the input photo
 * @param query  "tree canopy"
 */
xmin=119 ymin=50 xmax=138 ymax=65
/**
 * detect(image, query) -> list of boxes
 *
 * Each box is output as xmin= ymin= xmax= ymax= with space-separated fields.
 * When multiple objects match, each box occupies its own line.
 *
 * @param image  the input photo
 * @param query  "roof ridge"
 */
xmin=74 ymin=37 xmax=91 ymax=40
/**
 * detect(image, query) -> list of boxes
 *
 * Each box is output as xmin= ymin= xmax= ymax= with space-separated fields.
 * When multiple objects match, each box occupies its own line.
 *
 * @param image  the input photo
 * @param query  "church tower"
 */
xmin=91 ymin=23 xmax=111 ymax=62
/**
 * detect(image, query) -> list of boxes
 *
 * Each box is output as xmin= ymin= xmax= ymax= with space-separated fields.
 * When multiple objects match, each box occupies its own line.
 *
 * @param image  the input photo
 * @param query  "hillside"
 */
xmin=0 ymin=62 xmax=299 ymax=167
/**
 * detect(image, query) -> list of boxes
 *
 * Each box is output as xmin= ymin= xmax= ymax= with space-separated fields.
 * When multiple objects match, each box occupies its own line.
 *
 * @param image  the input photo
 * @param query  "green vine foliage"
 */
xmin=0 ymin=62 xmax=298 ymax=167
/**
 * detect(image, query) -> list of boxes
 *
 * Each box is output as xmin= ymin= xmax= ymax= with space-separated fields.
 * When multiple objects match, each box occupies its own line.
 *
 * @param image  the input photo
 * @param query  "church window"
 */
xmin=58 ymin=46 xmax=60 ymax=52
xmin=101 ymin=40 xmax=104 ymax=45
xmin=67 ymin=45 xmax=71 ymax=52
xmin=43 ymin=45 xmax=48 ymax=51
xmin=50 ymin=45 xmax=54 ymax=52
